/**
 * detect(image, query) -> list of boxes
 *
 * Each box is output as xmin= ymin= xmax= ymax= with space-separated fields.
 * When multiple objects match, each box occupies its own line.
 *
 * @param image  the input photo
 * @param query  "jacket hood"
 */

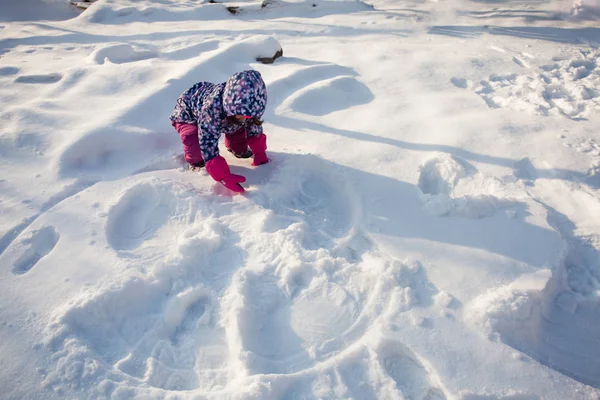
xmin=222 ymin=70 xmax=268 ymax=118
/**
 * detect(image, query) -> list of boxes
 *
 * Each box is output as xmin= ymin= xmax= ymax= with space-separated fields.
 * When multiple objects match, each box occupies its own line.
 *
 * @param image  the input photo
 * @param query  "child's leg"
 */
xmin=173 ymin=122 xmax=203 ymax=164
xmin=224 ymin=127 xmax=249 ymax=155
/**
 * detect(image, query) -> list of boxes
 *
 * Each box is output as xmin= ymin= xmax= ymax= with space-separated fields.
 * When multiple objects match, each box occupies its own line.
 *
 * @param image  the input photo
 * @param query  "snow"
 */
xmin=1 ymin=0 xmax=600 ymax=398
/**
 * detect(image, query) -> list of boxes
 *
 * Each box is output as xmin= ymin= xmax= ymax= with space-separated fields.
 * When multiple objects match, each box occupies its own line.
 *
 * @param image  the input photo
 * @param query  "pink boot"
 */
xmin=225 ymin=128 xmax=252 ymax=158
xmin=248 ymin=134 xmax=269 ymax=166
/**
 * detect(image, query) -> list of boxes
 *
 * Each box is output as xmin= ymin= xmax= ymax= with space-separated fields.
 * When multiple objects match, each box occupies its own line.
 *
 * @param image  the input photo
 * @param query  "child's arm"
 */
xmin=198 ymin=100 xmax=223 ymax=163
xmin=199 ymin=98 xmax=246 ymax=193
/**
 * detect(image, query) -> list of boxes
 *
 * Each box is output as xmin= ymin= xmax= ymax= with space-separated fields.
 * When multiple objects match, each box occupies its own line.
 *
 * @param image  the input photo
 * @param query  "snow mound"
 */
xmin=249 ymin=35 xmax=282 ymax=61
xmin=75 ymin=0 xmax=371 ymax=25
xmin=288 ymin=75 xmax=374 ymax=116
xmin=465 ymin=270 xmax=553 ymax=338
xmin=58 ymin=127 xmax=171 ymax=179
xmin=418 ymin=153 xmax=470 ymax=195
xmin=89 ymin=44 xmax=157 ymax=65
xmin=569 ymin=0 xmax=600 ymax=20
xmin=0 ymin=0 xmax=78 ymax=22
xmin=418 ymin=153 xmax=519 ymax=218
xmin=76 ymin=0 xmax=231 ymax=24
xmin=465 ymin=268 xmax=600 ymax=388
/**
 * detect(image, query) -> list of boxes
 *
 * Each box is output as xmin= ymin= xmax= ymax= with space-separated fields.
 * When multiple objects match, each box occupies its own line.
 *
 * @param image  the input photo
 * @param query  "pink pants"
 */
xmin=173 ymin=122 xmax=248 ymax=164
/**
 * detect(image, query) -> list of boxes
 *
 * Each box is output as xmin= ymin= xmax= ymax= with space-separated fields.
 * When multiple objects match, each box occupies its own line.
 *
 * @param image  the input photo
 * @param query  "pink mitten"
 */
xmin=206 ymin=156 xmax=246 ymax=193
xmin=247 ymin=133 xmax=269 ymax=166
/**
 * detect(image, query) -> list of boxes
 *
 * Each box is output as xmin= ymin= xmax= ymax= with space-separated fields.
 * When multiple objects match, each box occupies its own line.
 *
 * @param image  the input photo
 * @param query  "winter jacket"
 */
xmin=170 ymin=70 xmax=268 ymax=162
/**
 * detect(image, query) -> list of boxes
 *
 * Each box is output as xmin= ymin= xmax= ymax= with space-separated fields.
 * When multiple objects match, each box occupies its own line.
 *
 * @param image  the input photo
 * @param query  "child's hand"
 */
xmin=206 ymin=155 xmax=246 ymax=194
xmin=220 ymin=174 xmax=246 ymax=193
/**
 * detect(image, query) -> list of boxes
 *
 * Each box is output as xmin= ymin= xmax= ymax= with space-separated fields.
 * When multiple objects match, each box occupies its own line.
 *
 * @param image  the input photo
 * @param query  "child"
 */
xmin=170 ymin=70 xmax=269 ymax=193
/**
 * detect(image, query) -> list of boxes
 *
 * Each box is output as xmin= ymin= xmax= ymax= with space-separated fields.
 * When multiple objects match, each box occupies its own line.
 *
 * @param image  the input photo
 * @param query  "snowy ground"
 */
xmin=1 ymin=0 xmax=600 ymax=399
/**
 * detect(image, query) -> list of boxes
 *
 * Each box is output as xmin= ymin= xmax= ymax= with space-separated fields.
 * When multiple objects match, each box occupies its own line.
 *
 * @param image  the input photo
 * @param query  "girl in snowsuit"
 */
xmin=170 ymin=70 xmax=269 ymax=193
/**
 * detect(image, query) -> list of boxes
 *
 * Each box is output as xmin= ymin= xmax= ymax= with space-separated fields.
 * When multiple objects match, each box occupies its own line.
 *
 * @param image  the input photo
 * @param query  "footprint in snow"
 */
xmin=418 ymin=153 xmax=471 ymax=196
xmin=450 ymin=76 xmax=469 ymax=89
xmin=0 ymin=67 xmax=19 ymax=76
xmin=168 ymin=294 xmax=212 ymax=347
xmin=14 ymin=73 xmax=62 ymax=84
xmin=376 ymin=338 xmax=447 ymax=400
xmin=512 ymin=56 xmax=530 ymax=68
xmin=12 ymin=226 xmax=59 ymax=275
xmin=105 ymin=182 xmax=173 ymax=251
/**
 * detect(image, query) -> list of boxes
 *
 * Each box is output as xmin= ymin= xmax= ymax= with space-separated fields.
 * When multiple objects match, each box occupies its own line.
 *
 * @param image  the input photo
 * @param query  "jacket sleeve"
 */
xmin=199 ymin=97 xmax=223 ymax=163
xmin=247 ymin=120 xmax=263 ymax=137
